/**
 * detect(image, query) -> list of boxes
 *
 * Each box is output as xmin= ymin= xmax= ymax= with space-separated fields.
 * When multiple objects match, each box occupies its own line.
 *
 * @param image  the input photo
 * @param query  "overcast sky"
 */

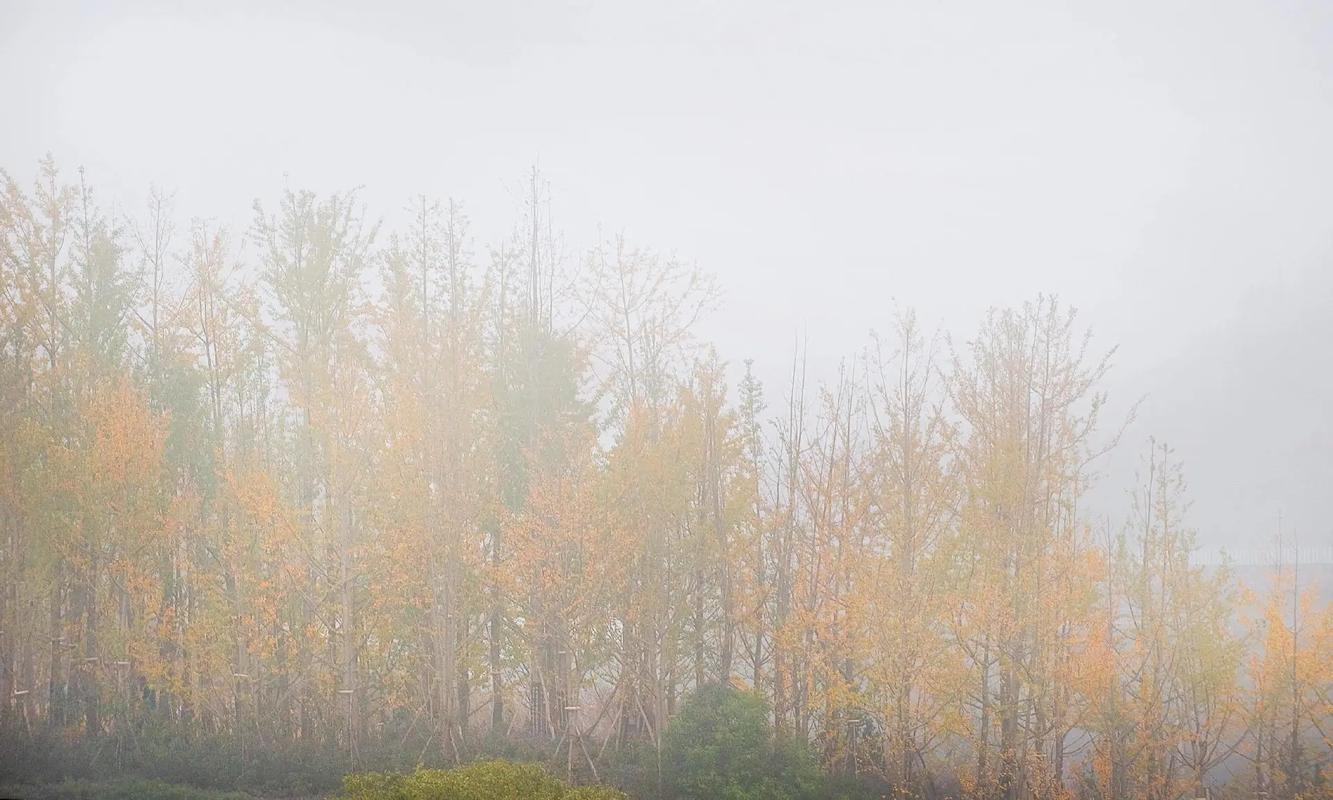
xmin=2 ymin=0 xmax=1330 ymax=556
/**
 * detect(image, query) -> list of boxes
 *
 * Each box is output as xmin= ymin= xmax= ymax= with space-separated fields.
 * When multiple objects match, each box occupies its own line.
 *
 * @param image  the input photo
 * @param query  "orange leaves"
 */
xmin=1239 ymin=562 xmax=1333 ymax=791
xmin=226 ymin=464 xmax=293 ymax=540
xmin=0 ymin=163 xmax=1313 ymax=800
xmin=83 ymin=378 xmax=166 ymax=492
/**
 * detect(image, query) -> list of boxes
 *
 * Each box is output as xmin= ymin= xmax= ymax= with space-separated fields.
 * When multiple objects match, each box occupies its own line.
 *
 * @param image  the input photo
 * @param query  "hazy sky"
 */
xmin=2 ymin=0 xmax=1330 ymax=556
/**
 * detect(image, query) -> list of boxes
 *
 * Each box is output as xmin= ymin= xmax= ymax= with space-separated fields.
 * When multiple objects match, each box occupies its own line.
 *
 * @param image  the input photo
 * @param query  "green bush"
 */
xmin=340 ymin=760 xmax=627 ymax=800
xmin=0 ymin=722 xmax=345 ymax=796
xmin=661 ymin=684 xmax=823 ymax=800
xmin=562 ymin=788 xmax=629 ymax=800
xmin=0 ymin=777 xmax=253 ymax=800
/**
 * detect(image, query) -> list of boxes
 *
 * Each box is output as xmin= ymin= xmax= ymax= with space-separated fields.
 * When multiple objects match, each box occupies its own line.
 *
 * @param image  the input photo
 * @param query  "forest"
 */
xmin=0 ymin=159 xmax=1328 ymax=800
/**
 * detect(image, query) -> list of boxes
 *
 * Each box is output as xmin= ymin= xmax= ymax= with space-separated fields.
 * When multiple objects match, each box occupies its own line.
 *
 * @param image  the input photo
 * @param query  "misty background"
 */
xmin=2 ymin=0 xmax=1329 ymax=558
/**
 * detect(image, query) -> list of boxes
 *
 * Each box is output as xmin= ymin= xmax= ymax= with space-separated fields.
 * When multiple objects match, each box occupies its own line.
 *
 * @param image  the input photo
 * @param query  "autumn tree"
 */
xmin=253 ymin=188 xmax=376 ymax=759
xmin=861 ymin=313 xmax=959 ymax=794
xmin=949 ymin=297 xmax=1112 ymax=800
xmin=1241 ymin=533 xmax=1333 ymax=800
xmin=0 ymin=160 xmax=1325 ymax=800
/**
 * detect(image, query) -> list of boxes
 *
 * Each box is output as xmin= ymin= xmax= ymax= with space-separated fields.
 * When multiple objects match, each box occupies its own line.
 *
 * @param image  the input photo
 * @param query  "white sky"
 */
xmin=2 ymin=0 xmax=1331 ymax=555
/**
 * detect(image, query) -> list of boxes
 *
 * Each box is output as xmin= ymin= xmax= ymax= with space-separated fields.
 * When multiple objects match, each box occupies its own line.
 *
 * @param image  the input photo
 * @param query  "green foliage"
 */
xmin=340 ymin=760 xmax=627 ymax=800
xmin=562 ymin=787 xmax=629 ymax=800
xmin=0 ymin=778 xmax=253 ymax=800
xmin=661 ymin=685 xmax=823 ymax=800
xmin=0 ymin=724 xmax=345 ymax=797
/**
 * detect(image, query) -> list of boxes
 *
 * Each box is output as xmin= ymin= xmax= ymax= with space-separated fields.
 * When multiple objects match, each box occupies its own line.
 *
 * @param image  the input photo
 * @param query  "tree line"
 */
xmin=0 ymin=159 xmax=1327 ymax=799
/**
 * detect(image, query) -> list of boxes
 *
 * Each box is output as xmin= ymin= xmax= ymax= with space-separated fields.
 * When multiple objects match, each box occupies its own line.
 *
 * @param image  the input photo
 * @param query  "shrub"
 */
xmin=340 ymin=760 xmax=627 ymax=800
xmin=0 ymin=778 xmax=253 ymax=800
xmin=661 ymin=684 xmax=823 ymax=800
xmin=563 ymin=787 xmax=631 ymax=800
xmin=0 ymin=722 xmax=343 ymax=796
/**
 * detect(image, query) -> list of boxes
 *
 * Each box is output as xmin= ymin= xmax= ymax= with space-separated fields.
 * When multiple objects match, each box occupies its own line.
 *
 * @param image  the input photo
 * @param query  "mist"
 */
xmin=0 ymin=2 xmax=1329 ymax=799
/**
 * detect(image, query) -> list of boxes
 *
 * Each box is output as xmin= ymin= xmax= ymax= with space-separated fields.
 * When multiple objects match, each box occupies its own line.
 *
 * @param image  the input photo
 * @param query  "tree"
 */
xmin=1 ymin=160 xmax=1324 ymax=800
xmin=662 ymin=684 xmax=820 ymax=800
xmin=861 ymin=312 xmax=958 ymax=794
xmin=1241 ymin=530 xmax=1332 ymax=800
xmin=1082 ymin=441 xmax=1245 ymax=800
xmin=253 ymin=187 xmax=375 ymax=759
xmin=948 ymin=297 xmax=1112 ymax=799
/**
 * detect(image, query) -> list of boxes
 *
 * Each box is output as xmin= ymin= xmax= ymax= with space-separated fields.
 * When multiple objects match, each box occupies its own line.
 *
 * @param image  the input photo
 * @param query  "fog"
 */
xmin=4 ymin=4 xmax=1333 ymax=799
xmin=5 ymin=1 xmax=1331 ymax=553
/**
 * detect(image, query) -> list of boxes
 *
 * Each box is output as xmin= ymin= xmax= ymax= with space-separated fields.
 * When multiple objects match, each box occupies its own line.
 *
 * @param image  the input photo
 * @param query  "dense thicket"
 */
xmin=0 ymin=160 xmax=1328 ymax=799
